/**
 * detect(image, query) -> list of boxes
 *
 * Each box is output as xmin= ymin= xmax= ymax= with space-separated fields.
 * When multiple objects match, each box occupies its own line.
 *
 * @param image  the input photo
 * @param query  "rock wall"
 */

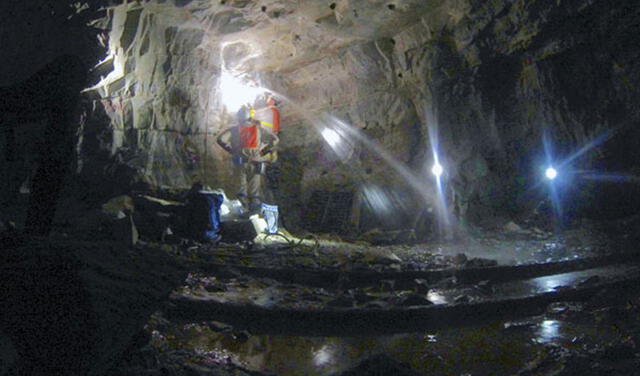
xmin=82 ymin=0 xmax=640 ymax=229
xmin=83 ymin=2 xmax=228 ymax=191
xmin=275 ymin=0 xmax=640 ymax=226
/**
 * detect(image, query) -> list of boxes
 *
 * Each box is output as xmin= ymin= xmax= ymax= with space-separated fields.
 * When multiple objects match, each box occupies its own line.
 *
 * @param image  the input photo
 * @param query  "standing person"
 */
xmin=251 ymin=95 xmax=281 ymax=202
xmin=217 ymin=107 xmax=279 ymax=214
xmin=252 ymin=95 xmax=280 ymax=134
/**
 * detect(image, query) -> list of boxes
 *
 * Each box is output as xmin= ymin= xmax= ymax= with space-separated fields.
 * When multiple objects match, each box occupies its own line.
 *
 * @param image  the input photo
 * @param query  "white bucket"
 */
xmin=249 ymin=214 xmax=268 ymax=235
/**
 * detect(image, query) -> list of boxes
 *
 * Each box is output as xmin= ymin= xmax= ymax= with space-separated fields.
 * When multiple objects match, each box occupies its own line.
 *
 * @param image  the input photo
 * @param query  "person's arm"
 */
xmin=271 ymin=106 xmax=280 ymax=133
xmin=216 ymin=127 xmax=233 ymax=154
xmin=260 ymin=126 xmax=279 ymax=156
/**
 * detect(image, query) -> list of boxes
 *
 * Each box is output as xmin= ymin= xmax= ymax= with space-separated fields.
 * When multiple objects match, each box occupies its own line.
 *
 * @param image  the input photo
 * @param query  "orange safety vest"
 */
xmin=251 ymin=106 xmax=280 ymax=133
xmin=239 ymin=124 xmax=258 ymax=148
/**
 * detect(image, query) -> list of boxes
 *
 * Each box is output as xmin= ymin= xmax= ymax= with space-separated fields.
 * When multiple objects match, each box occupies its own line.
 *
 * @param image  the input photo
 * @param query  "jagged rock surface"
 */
xmin=1 ymin=0 xmax=635 ymax=230
xmin=75 ymin=0 xmax=640 ymax=229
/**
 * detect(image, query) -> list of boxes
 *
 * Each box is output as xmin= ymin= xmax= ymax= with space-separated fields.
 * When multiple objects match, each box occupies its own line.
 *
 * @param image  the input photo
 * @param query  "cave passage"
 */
xmin=1 ymin=0 xmax=640 ymax=375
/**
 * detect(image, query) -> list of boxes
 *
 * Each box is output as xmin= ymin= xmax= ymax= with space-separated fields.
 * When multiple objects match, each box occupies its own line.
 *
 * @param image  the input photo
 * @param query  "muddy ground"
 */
xmin=107 ymin=215 xmax=640 ymax=375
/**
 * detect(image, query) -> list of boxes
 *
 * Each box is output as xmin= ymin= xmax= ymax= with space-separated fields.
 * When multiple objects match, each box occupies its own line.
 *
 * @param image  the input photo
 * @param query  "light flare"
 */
xmin=542 ymin=130 xmax=563 ymax=220
xmin=321 ymin=128 xmax=342 ymax=148
xmin=425 ymin=106 xmax=452 ymax=239
xmin=545 ymin=167 xmax=557 ymax=180
xmin=431 ymin=161 xmax=444 ymax=177
xmin=263 ymin=90 xmax=455 ymax=241
xmin=218 ymin=41 xmax=267 ymax=113
xmin=313 ymin=344 xmax=334 ymax=367
xmin=559 ymin=130 xmax=613 ymax=169
xmin=218 ymin=71 xmax=264 ymax=113
xmin=361 ymin=185 xmax=393 ymax=215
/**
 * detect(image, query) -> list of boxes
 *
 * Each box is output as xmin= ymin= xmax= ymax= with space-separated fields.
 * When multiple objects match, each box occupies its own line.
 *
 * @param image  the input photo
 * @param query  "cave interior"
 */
xmin=1 ymin=0 xmax=640 ymax=375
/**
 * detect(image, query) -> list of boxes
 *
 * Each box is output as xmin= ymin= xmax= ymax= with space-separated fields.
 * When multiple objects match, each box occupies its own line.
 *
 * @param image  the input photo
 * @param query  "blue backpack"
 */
xmin=183 ymin=190 xmax=223 ymax=243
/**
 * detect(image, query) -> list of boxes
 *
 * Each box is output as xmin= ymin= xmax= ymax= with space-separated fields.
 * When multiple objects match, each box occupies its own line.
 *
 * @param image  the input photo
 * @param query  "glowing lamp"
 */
xmin=431 ymin=162 xmax=444 ymax=177
xmin=219 ymin=71 xmax=262 ymax=112
xmin=545 ymin=167 xmax=557 ymax=180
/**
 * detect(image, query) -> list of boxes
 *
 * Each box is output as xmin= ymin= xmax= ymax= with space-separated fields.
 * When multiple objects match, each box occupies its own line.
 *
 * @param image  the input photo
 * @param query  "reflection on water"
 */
xmin=489 ymin=265 xmax=640 ymax=298
xmin=163 ymin=309 xmax=629 ymax=376
xmin=537 ymin=320 xmax=560 ymax=344
xmin=168 ymin=323 xmax=540 ymax=375
xmin=166 ymin=267 xmax=640 ymax=375
xmin=427 ymin=290 xmax=448 ymax=305
xmin=312 ymin=344 xmax=334 ymax=367
xmin=534 ymin=274 xmax=575 ymax=293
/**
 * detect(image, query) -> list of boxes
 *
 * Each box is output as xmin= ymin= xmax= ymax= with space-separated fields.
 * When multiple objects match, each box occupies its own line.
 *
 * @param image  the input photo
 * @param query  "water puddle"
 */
xmin=159 ymin=311 xmax=627 ymax=376
xmin=156 ymin=263 xmax=640 ymax=375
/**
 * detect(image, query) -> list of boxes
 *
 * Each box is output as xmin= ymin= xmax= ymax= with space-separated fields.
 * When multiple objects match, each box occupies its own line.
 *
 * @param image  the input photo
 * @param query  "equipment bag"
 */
xmin=202 ymin=192 xmax=223 ymax=242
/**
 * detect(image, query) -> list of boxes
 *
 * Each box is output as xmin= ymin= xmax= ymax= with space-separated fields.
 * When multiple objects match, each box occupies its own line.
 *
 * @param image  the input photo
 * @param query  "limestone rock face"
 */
xmin=78 ymin=0 xmax=640 ymax=227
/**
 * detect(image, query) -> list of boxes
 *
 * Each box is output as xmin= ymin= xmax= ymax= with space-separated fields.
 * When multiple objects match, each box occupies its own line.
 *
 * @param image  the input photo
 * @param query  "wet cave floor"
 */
xmin=107 ymin=214 xmax=640 ymax=376
xmin=3 ymin=193 xmax=640 ymax=375
xmin=129 ymin=300 xmax=640 ymax=376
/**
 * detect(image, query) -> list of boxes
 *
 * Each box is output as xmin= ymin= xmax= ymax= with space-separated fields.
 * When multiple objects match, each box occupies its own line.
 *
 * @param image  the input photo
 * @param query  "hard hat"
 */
xmin=235 ymin=106 xmax=250 ymax=124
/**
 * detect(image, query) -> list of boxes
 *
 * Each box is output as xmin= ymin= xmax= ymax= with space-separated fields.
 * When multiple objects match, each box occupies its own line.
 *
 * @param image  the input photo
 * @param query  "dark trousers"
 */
xmin=236 ymin=162 xmax=264 ymax=211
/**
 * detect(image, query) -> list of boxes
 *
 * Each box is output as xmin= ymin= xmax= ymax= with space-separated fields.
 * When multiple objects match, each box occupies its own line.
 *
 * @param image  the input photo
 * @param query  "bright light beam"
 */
xmin=541 ymin=130 xmax=563 ymax=220
xmin=263 ymin=91 xmax=454 ymax=238
xmin=425 ymin=106 xmax=452 ymax=238
xmin=321 ymin=128 xmax=342 ymax=148
xmin=559 ymin=129 xmax=613 ymax=169
xmin=578 ymin=171 xmax=640 ymax=183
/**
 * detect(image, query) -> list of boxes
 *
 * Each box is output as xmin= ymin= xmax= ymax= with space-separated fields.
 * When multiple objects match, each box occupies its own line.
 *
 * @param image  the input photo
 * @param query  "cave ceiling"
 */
xmin=120 ymin=0 xmax=455 ymax=74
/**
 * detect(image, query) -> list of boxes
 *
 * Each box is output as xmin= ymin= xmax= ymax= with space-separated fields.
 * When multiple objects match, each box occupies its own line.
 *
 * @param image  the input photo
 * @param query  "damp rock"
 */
xmin=532 ymin=227 xmax=551 ymax=238
xmin=327 ymin=295 xmax=354 ymax=308
xmin=474 ymin=280 xmax=494 ymax=295
xmin=300 ymin=292 xmax=324 ymax=302
xmin=586 ymin=288 xmax=633 ymax=309
xmin=578 ymin=275 xmax=601 ymax=287
xmin=207 ymin=321 xmax=233 ymax=333
xmin=339 ymin=354 xmax=422 ymax=376
xmin=452 ymin=253 xmax=468 ymax=265
xmin=364 ymin=300 xmax=389 ymax=309
xmin=434 ymin=276 xmax=458 ymax=289
xmin=360 ymin=230 xmax=416 ymax=245
xmin=203 ymin=282 xmax=227 ymax=293
xmin=599 ymin=340 xmax=637 ymax=361
xmin=413 ymin=278 xmax=430 ymax=293
xmin=351 ymin=289 xmax=377 ymax=304
xmin=114 ymin=215 xmax=139 ymax=245
xmin=503 ymin=221 xmax=523 ymax=233
xmin=102 ymin=195 xmax=135 ymax=218
xmin=231 ymin=330 xmax=251 ymax=343
xmin=379 ymin=279 xmax=396 ymax=292
xmin=399 ymin=293 xmax=433 ymax=307
xmin=465 ymin=257 xmax=498 ymax=268
xmin=546 ymin=302 xmax=584 ymax=315
xmin=503 ymin=320 xmax=536 ymax=331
